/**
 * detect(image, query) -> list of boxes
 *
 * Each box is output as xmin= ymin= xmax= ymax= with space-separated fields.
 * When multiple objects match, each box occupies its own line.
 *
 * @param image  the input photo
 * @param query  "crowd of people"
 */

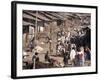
xmin=42 ymin=46 xmax=91 ymax=68
xmin=55 ymin=28 xmax=91 ymax=67
xmin=23 ymin=27 xmax=91 ymax=69
xmin=69 ymin=46 xmax=91 ymax=67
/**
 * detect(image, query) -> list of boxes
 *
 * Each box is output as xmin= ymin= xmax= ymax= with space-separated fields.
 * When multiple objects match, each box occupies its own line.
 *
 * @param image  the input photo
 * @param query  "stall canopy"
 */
xmin=23 ymin=10 xmax=91 ymax=27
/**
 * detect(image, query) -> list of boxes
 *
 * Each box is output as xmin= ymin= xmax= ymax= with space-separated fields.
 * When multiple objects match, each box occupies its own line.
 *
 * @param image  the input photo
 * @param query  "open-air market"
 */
xmin=22 ymin=10 xmax=91 ymax=69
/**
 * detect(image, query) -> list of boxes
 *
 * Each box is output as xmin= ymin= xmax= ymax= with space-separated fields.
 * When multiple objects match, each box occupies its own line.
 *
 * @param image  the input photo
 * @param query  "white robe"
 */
xmin=70 ymin=49 xmax=76 ymax=60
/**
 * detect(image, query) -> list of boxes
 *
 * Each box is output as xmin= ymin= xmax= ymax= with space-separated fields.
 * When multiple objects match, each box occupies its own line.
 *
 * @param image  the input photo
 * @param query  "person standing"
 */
xmin=32 ymin=52 xmax=39 ymax=69
xmin=84 ymin=46 xmax=91 ymax=66
xmin=45 ymin=51 xmax=50 ymax=62
xmin=63 ymin=51 xmax=69 ymax=67
xmin=77 ymin=47 xmax=85 ymax=66
xmin=70 ymin=47 xmax=76 ymax=66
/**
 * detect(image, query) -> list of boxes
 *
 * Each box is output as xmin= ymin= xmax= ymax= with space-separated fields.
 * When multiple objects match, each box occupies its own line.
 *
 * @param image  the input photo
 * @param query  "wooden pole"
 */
xmin=33 ymin=58 xmax=36 ymax=69
xmin=33 ymin=11 xmax=38 ymax=69
xmin=49 ymin=23 xmax=52 ymax=54
xmin=25 ymin=32 xmax=28 ymax=48
xmin=35 ymin=11 xmax=38 ymax=40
